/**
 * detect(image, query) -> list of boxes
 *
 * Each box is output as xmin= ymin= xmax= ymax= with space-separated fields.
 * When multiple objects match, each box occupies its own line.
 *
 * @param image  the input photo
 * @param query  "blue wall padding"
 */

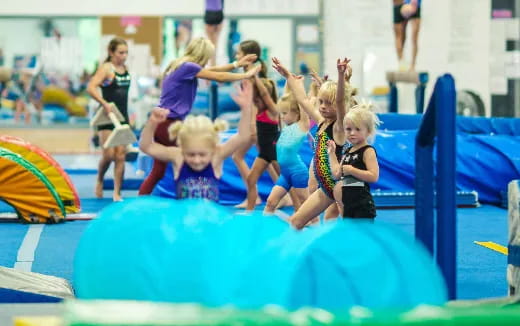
xmin=145 ymin=123 xmax=519 ymax=204
xmin=151 ymin=130 xmax=314 ymax=204
xmin=74 ymin=197 xmax=447 ymax=310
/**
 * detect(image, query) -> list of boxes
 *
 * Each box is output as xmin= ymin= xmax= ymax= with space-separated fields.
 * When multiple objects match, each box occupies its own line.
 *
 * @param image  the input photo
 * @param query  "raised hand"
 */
xmin=272 ymin=57 xmax=290 ymax=78
xmin=237 ymin=54 xmax=257 ymax=68
xmin=149 ymin=107 xmax=169 ymax=124
xmin=309 ymin=68 xmax=326 ymax=88
xmin=337 ymin=58 xmax=351 ymax=74
xmin=232 ymin=79 xmax=253 ymax=108
xmin=337 ymin=57 xmax=352 ymax=82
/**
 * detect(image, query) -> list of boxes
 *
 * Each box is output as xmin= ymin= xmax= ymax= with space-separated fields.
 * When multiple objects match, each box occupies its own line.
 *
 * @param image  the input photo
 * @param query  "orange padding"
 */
xmin=0 ymin=135 xmax=81 ymax=213
xmin=0 ymin=156 xmax=64 ymax=223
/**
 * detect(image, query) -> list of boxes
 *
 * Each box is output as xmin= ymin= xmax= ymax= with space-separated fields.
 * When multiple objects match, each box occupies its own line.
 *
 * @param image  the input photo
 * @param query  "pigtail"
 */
xmin=345 ymin=83 xmax=359 ymax=107
xmin=213 ymin=118 xmax=229 ymax=133
xmin=168 ymin=120 xmax=184 ymax=142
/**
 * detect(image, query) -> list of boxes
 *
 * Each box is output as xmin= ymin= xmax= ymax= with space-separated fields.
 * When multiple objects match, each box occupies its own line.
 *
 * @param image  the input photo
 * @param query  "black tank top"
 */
xmin=341 ymin=145 xmax=375 ymax=190
xmin=101 ymin=68 xmax=131 ymax=121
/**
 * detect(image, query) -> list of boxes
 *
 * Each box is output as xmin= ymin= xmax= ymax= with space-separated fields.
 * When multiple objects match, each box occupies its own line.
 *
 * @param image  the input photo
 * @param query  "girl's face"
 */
xmin=280 ymin=107 xmax=299 ymax=125
xmin=182 ymin=138 xmax=215 ymax=171
xmin=318 ymin=95 xmax=336 ymax=119
xmin=235 ymin=48 xmax=245 ymax=61
xmin=235 ymin=47 xmax=255 ymax=70
xmin=110 ymin=45 xmax=128 ymax=65
xmin=345 ymin=119 xmax=369 ymax=146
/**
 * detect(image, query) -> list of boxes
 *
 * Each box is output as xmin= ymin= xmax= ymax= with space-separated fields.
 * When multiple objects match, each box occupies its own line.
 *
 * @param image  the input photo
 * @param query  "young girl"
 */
xmin=231 ymin=40 xmax=283 ymax=209
xmin=87 ymin=37 xmax=131 ymax=202
xmin=263 ymin=77 xmax=311 ymax=214
xmin=306 ymin=66 xmax=356 ymax=222
xmin=272 ymin=57 xmax=355 ymax=229
xmin=138 ymin=37 xmax=259 ymax=195
xmin=139 ymin=80 xmax=253 ymax=202
xmin=327 ymin=102 xmax=380 ymax=218
xmin=244 ymin=73 xmax=281 ymax=211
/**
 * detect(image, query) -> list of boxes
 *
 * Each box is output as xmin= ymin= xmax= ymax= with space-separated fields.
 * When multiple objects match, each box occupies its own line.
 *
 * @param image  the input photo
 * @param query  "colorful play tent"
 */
xmin=0 ymin=147 xmax=66 ymax=223
xmin=0 ymin=136 xmax=80 ymax=223
xmin=0 ymin=135 xmax=80 ymax=214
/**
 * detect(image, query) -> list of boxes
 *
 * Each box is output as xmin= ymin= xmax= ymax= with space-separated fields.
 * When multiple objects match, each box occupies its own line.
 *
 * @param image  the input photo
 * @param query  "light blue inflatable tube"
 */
xmin=74 ymin=197 xmax=235 ymax=302
xmin=231 ymin=219 xmax=448 ymax=310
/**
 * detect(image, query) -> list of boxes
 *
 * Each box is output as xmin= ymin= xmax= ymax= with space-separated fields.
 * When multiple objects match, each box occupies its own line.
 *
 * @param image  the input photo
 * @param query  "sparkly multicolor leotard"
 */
xmin=313 ymin=121 xmax=343 ymax=199
xmin=175 ymin=163 xmax=219 ymax=201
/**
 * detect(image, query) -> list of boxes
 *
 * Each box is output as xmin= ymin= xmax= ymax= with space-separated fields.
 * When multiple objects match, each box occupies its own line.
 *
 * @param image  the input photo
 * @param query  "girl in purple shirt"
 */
xmin=139 ymin=80 xmax=254 ymax=202
xmin=138 ymin=37 xmax=258 ymax=195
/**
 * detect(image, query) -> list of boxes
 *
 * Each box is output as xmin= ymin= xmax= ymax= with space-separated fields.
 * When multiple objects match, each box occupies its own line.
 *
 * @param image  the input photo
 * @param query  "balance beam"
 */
xmin=386 ymin=71 xmax=428 ymax=85
xmin=386 ymin=71 xmax=429 ymax=113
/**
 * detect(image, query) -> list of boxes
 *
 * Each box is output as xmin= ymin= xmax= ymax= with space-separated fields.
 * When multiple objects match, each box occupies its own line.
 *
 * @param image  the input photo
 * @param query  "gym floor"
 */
xmin=0 ymin=155 xmax=510 ymax=302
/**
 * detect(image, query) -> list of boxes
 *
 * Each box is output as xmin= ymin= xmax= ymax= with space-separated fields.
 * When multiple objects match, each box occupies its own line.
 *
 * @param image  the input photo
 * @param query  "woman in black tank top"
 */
xmin=87 ymin=37 xmax=130 ymax=202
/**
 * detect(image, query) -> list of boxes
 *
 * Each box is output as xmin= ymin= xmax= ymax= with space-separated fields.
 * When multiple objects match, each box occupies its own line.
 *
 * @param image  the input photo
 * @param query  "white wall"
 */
xmin=235 ymin=19 xmax=293 ymax=76
xmin=1 ymin=0 xmax=318 ymax=16
xmin=324 ymin=0 xmax=491 ymax=116
xmin=0 ymin=18 xmax=80 ymax=69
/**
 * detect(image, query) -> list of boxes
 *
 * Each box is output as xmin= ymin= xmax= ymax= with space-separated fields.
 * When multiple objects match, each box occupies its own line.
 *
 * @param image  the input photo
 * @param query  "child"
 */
xmin=272 ymin=57 xmax=355 ymax=229
xmin=327 ymin=102 xmax=380 ymax=219
xmin=244 ymin=73 xmax=281 ymax=211
xmin=231 ymin=39 xmax=282 ymax=208
xmin=139 ymin=80 xmax=253 ymax=202
xmin=263 ymin=77 xmax=311 ymax=214
xmin=138 ymin=37 xmax=259 ymax=195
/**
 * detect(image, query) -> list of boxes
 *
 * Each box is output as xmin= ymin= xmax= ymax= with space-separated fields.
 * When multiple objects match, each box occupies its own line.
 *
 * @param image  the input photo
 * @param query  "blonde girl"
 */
xmin=264 ymin=77 xmax=311 ymax=214
xmin=139 ymin=80 xmax=254 ymax=201
xmin=327 ymin=102 xmax=381 ymax=219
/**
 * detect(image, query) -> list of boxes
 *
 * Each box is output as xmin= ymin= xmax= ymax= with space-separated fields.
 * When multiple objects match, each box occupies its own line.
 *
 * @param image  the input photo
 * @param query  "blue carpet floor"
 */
xmin=0 ymin=170 xmax=510 ymax=300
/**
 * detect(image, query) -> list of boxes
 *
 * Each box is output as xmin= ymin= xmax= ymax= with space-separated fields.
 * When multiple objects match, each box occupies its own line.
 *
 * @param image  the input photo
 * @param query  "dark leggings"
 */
xmin=138 ymin=118 xmax=179 ymax=195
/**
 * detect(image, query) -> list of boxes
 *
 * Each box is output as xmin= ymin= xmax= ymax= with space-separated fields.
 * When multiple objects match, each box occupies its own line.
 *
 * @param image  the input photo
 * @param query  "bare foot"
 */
xmin=234 ymin=197 xmax=261 ymax=209
xmin=113 ymin=193 xmax=123 ymax=202
xmin=95 ymin=181 xmax=103 ymax=198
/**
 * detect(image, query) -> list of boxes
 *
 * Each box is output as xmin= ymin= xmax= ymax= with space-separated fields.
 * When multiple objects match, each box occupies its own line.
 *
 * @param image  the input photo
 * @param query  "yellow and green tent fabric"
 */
xmin=0 ymin=148 xmax=65 ymax=223
xmin=0 ymin=135 xmax=80 ymax=214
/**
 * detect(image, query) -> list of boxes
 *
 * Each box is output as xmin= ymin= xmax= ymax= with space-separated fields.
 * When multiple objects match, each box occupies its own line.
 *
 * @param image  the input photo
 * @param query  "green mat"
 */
xmin=63 ymin=299 xmax=520 ymax=326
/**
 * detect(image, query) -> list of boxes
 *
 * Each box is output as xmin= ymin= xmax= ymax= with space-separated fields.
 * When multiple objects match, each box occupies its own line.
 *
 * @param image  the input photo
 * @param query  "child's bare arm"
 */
xmin=139 ymin=108 xmax=180 ymax=162
xmin=218 ymin=80 xmax=254 ymax=160
xmin=206 ymin=54 xmax=257 ymax=72
xmin=335 ymin=58 xmax=351 ymax=126
xmin=272 ymin=57 xmax=322 ymax=123
xmin=327 ymin=140 xmax=342 ymax=180
xmin=253 ymin=75 xmax=278 ymax=117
